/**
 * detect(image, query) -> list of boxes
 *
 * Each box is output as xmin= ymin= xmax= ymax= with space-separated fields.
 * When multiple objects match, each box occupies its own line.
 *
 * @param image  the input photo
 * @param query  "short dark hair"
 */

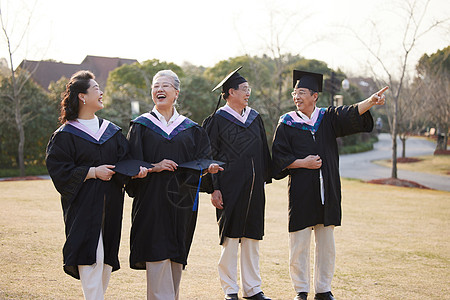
xmin=223 ymin=82 xmax=241 ymax=100
xmin=59 ymin=70 xmax=95 ymax=124
xmin=311 ymin=89 xmax=320 ymax=102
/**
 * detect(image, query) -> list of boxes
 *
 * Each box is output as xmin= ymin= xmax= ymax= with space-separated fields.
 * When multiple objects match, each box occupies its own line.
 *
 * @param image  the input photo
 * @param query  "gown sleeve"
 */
xmin=45 ymin=132 xmax=89 ymax=207
xmin=112 ymin=132 xmax=132 ymax=187
xmin=258 ymin=116 xmax=273 ymax=184
xmin=195 ymin=126 xmax=215 ymax=193
xmin=328 ymin=104 xmax=374 ymax=137
xmin=125 ymin=123 xmax=145 ymax=198
xmin=202 ymin=115 xmax=221 ymax=191
xmin=175 ymin=126 xmax=215 ymax=193
xmin=271 ymin=123 xmax=298 ymax=180
xmin=194 ymin=126 xmax=212 ymax=161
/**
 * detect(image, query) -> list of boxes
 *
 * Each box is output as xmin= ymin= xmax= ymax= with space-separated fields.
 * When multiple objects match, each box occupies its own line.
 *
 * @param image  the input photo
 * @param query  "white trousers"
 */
xmin=289 ymin=224 xmax=335 ymax=294
xmin=146 ymin=260 xmax=183 ymax=300
xmin=218 ymin=237 xmax=262 ymax=297
xmin=78 ymin=232 xmax=112 ymax=300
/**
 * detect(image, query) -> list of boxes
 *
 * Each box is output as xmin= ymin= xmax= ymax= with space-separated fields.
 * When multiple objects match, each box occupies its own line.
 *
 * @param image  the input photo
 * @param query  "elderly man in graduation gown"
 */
xmin=202 ymin=67 xmax=272 ymax=300
xmin=272 ymin=70 xmax=388 ymax=300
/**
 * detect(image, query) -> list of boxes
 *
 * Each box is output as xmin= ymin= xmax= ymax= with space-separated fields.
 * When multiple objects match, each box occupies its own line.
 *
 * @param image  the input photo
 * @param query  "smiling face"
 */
xmin=151 ymin=75 xmax=179 ymax=110
xmin=78 ymin=79 xmax=103 ymax=113
xmin=227 ymin=82 xmax=251 ymax=112
xmin=292 ymin=88 xmax=318 ymax=118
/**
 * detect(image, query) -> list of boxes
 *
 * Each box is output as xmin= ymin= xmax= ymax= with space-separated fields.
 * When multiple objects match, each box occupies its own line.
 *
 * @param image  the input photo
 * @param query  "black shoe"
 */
xmin=243 ymin=291 xmax=271 ymax=300
xmin=295 ymin=292 xmax=308 ymax=300
xmin=225 ymin=294 xmax=239 ymax=300
xmin=314 ymin=291 xmax=335 ymax=300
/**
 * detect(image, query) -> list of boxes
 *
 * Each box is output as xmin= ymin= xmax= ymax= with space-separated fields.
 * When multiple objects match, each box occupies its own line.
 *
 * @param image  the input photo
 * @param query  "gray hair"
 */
xmin=152 ymin=70 xmax=180 ymax=91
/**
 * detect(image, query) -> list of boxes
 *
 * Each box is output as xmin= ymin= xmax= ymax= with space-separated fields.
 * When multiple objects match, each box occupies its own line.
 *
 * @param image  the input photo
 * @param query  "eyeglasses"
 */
xmin=238 ymin=87 xmax=251 ymax=93
xmin=291 ymin=89 xmax=311 ymax=97
xmin=152 ymin=82 xmax=176 ymax=90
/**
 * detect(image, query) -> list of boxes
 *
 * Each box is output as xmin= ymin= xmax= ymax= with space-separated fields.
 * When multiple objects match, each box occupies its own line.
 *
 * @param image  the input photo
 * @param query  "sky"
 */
xmin=0 ymin=0 xmax=449 ymax=78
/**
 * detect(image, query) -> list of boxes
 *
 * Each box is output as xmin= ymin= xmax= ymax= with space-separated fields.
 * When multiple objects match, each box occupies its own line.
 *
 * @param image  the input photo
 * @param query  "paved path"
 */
xmin=2 ymin=134 xmax=448 ymax=191
xmin=339 ymin=133 xmax=450 ymax=192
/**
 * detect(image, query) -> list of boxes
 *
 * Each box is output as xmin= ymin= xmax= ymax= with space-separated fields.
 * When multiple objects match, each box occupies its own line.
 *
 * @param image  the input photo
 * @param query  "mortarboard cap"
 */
xmin=113 ymin=159 xmax=154 ymax=177
xmin=177 ymin=158 xmax=225 ymax=212
xmin=178 ymin=159 xmax=225 ymax=171
xmin=293 ymin=70 xmax=323 ymax=92
xmin=211 ymin=66 xmax=247 ymax=93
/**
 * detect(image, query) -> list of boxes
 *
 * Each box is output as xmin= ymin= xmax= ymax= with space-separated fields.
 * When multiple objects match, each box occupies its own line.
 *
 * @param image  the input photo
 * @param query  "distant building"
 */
xmin=18 ymin=55 xmax=138 ymax=91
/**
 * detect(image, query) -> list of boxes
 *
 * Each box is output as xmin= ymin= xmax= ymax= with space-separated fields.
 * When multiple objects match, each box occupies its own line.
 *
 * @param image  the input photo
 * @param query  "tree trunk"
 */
xmin=15 ymin=95 xmax=25 ymax=176
xmin=391 ymin=98 xmax=398 ymax=178
xmin=435 ymin=132 xmax=448 ymax=151
xmin=445 ymin=131 xmax=449 ymax=151
xmin=391 ymin=132 xmax=398 ymax=178
xmin=400 ymin=136 xmax=407 ymax=158
xmin=3 ymin=25 xmax=27 ymax=177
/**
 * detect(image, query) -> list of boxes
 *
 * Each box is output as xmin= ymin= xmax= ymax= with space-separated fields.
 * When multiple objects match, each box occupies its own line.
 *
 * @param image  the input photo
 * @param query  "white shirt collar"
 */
xmin=224 ymin=104 xmax=246 ymax=116
xmin=298 ymin=106 xmax=319 ymax=121
xmin=76 ymin=115 xmax=99 ymax=133
xmin=152 ymin=107 xmax=180 ymax=127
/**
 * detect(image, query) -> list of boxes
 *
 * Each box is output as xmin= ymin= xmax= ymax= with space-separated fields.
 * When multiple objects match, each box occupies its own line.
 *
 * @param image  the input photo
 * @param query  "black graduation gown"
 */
xmin=202 ymin=107 xmax=272 ymax=245
xmin=126 ymin=113 xmax=212 ymax=269
xmin=272 ymin=105 xmax=373 ymax=232
xmin=45 ymin=119 xmax=129 ymax=279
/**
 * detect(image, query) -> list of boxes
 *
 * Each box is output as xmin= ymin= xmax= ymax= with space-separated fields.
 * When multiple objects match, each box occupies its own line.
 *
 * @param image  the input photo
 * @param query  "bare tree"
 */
xmin=416 ymin=46 xmax=450 ymax=151
xmin=396 ymin=78 xmax=424 ymax=158
xmin=0 ymin=1 xmax=38 ymax=176
xmin=425 ymin=74 xmax=450 ymax=150
xmin=232 ymin=5 xmax=324 ymax=136
xmin=353 ymin=0 xmax=448 ymax=178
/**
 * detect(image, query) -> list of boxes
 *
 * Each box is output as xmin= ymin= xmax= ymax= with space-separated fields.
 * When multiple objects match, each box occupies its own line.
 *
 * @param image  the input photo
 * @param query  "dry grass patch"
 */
xmin=373 ymin=154 xmax=450 ymax=176
xmin=0 ymin=179 xmax=449 ymax=299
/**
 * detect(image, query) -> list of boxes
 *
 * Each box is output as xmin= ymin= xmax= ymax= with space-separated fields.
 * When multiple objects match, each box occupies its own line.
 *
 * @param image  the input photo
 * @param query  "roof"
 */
xmin=18 ymin=60 xmax=81 ymax=90
xmin=18 ymin=55 xmax=138 ymax=90
xmin=80 ymin=55 xmax=138 ymax=89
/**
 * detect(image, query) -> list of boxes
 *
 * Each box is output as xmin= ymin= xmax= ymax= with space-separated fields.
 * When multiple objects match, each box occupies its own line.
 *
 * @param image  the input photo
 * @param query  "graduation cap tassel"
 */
xmin=192 ymin=165 xmax=202 ymax=212
xmin=212 ymin=93 xmax=223 ymax=115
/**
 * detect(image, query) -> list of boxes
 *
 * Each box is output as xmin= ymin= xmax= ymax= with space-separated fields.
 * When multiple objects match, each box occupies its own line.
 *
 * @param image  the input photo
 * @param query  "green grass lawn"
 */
xmin=373 ymin=154 xmax=450 ymax=176
xmin=0 ymin=178 xmax=449 ymax=299
xmin=0 ymin=165 xmax=48 ymax=178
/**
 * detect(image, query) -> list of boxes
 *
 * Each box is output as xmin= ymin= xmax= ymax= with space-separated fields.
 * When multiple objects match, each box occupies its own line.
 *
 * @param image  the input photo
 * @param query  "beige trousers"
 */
xmin=146 ymin=259 xmax=183 ymax=300
xmin=218 ymin=237 xmax=262 ymax=297
xmin=289 ymin=224 xmax=335 ymax=294
xmin=78 ymin=232 xmax=112 ymax=300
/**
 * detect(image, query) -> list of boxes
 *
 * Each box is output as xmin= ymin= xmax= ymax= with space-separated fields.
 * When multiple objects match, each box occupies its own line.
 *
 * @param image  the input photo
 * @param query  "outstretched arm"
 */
xmin=358 ymin=86 xmax=388 ymax=115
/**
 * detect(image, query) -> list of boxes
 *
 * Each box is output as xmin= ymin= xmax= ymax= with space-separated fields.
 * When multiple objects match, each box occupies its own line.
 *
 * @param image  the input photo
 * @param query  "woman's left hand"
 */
xmin=96 ymin=164 xmax=116 ymax=181
xmin=208 ymin=163 xmax=224 ymax=174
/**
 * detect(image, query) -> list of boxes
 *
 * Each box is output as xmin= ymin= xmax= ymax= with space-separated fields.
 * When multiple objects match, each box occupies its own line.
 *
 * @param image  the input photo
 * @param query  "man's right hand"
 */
xmin=211 ymin=190 xmax=223 ymax=209
xmin=287 ymin=155 xmax=322 ymax=169
xmin=302 ymin=155 xmax=322 ymax=169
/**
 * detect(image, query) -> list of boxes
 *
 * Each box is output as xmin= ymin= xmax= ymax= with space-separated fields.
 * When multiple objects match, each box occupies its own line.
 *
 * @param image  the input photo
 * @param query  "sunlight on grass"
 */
xmin=0 ymin=179 xmax=449 ymax=299
xmin=373 ymin=154 xmax=450 ymax=176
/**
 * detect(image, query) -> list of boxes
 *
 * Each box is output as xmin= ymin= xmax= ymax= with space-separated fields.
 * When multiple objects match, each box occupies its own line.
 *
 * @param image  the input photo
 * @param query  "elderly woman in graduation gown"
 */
xmin=46 ymin=71 xmax=147 ymax=300
xmin=126 ymin=70 xmax=222 ymax=300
